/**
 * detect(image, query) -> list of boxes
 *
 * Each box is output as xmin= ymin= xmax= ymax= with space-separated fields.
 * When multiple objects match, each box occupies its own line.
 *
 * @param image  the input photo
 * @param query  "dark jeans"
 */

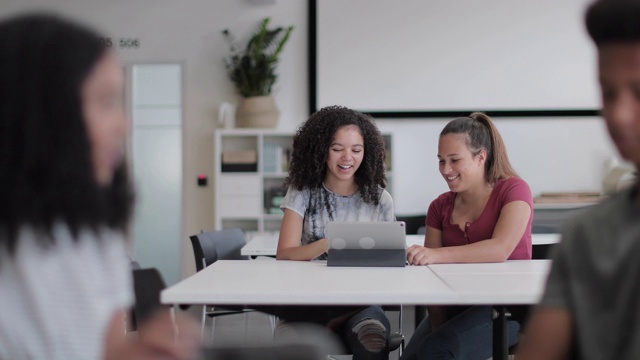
xmin=401 ymin=306 xmax=520 ymax=360
xmin=271 ymin=305 xmax=391 ymax=360
xmin=340 ymin=306 xmax=391 ymax=360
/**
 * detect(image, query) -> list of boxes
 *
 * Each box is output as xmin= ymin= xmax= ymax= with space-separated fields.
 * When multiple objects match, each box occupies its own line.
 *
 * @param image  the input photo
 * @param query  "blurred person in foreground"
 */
xmin=0 ymin=13 xmax=199 ymax=359
xmin=518 ymin=0 xmax=640 ymax=359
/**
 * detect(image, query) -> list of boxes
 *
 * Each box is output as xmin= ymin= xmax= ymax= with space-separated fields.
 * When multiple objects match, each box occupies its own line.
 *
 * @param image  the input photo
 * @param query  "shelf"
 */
xmin=262 ymin=172 xmax=289 ymax=179
xmin=214 ymin=129 xmax=393 ymax=234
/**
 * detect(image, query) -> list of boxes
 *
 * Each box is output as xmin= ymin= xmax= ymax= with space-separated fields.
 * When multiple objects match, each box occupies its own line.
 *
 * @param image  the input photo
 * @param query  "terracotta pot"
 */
xmin=235 ymin=95 xmax=280 ymax=128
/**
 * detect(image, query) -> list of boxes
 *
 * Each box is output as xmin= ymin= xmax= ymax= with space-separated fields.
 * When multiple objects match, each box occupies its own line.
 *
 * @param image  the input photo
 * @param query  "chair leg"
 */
xmin=170 ymin=307 xmax=178 ymax=342
xmin=210 ymin=315 xmax=217 ymax=344
xmin=398 ymin=306 xmax=404 ymax=360
xmin=269 ymin=315 xmax=277 ymax=334
xmin=200 ymin=305 xmax=207 ymax=342
xmin=243 ymin=312 xmax=249 ymax=340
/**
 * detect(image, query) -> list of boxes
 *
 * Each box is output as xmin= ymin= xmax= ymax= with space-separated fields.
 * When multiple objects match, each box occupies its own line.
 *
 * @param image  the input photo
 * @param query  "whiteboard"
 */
xmin=315 ymin=0 xmax=599 ymax=114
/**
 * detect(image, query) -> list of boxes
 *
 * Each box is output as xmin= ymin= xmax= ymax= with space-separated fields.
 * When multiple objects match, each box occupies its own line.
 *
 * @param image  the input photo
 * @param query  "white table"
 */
xmin=429 ymin=260 xmax=551 ymax=359
xmin=162 ymin=260 xmax=551 ymax=360
xmin=241 ymin=233 xmax=561 ymax=256
xmin=161 ymin=259 xmax=457 ymax=306
xmin=429 ymin=260 xmax=551 ymax=305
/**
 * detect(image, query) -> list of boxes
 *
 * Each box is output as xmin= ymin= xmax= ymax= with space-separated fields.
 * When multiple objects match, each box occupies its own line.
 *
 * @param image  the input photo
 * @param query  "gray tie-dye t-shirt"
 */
xmin=280 ymin=183 xmax=395 ymax=259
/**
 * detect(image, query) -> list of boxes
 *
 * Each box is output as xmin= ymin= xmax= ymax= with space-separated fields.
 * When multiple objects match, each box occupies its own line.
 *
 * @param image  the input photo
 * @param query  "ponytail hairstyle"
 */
xmin=440 ymin=112 xmax=518 ymax=184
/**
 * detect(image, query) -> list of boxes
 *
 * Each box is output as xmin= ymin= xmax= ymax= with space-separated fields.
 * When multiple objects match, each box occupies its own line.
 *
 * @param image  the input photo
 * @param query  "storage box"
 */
xmin=222 ymin=150 xmax=257 ymax=164
xmin=222 ymin=150 xmax=258 ymax=172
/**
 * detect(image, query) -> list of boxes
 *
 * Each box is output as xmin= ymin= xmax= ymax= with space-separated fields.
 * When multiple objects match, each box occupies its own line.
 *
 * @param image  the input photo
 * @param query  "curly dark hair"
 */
xmin=285 ymin=106 xmax=387 ymax=208
xmin=0 ymin=13 xmax=134 ymax=253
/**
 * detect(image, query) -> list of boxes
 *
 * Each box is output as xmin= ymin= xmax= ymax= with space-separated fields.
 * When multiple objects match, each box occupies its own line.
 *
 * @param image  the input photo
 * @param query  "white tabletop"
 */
xmin=161 ymin=259 xmax=459 ymax=306
xmin=241 ymin=233 xmax=560 ymax=256
xmin=429 ymin=260 xmax=552 ymax=305
xmin=161 ymin=259 xmax=551 ymax=307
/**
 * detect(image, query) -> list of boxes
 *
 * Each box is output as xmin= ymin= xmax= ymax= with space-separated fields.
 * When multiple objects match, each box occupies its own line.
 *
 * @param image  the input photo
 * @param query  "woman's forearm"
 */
xmin=431 ymin=238 xmax=513 ymax=263
xmin=276 ymin=238 xmax=329 ymax=261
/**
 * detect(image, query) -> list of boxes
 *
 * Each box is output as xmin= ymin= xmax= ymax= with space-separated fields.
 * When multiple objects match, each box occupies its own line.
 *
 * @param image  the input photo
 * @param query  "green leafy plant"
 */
xmin=222 ymin=18 xmax=294 ymax=97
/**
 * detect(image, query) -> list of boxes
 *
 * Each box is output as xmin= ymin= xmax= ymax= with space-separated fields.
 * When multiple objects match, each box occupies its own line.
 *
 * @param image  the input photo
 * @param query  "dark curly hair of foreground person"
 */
xmin=285 ymin=105 xmax=388 ymax=206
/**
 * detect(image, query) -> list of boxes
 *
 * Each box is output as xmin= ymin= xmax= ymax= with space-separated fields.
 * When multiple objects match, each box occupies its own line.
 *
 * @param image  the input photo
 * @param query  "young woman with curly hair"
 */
xmin=275 ymin=106 xmax=395 ymax=360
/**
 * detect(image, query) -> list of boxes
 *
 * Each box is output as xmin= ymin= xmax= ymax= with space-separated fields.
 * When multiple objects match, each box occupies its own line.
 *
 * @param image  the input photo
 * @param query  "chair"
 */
xmin=384 ymin=305 xmax=405 ymax=359
xmin=131 ymin=268 xmax=172 ymax=331
xmin=396 ymin=214 xmax=427 ymax=235
xmin=189 ymin=228 xmax=261 ymax=341
xmin=504 ymin=239 xmax=559 ymax=355
xmin=127 ymin=259 xmax=142 ymax=332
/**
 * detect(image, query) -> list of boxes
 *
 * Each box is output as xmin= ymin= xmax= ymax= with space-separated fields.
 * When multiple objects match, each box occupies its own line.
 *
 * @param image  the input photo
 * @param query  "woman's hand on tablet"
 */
xmin=406 ymin=245 xmax=437 ymax=265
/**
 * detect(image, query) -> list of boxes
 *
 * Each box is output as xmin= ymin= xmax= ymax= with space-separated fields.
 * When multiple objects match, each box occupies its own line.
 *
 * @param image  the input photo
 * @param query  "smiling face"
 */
xmin=598 ymin=43 xmax=640 ymax=168
xmin=325 ymin=125 xmax=364 ymax=187
xmin=438 ymin=134 xmax=486 ymax=192
xmin=81 ymin=50 xmax=128 ymax=186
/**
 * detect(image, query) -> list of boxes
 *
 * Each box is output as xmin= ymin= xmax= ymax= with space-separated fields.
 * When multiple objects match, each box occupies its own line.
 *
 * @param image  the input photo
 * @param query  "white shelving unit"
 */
xmin=214 ymin=128 xmax=393 ymax=237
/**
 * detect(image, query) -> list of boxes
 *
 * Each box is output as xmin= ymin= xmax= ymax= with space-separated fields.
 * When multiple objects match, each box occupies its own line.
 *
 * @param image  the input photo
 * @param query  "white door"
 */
xmin=130 ymin=64 xmax=183 ymax=285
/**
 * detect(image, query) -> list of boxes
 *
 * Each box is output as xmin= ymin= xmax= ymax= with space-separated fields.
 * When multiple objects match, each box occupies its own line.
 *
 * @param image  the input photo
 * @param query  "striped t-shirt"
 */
xmin=0 ymin=223 xmax=133 ymax=360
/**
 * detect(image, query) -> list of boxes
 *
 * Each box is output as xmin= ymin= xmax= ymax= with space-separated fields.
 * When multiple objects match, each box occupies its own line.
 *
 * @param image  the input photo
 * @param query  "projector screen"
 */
xmin=313 ymin=0 xmax=599 ymax=116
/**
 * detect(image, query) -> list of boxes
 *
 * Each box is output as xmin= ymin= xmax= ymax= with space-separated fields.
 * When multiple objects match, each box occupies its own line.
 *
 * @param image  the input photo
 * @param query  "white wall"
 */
xmin=377 ymin=117 xmax=616 ymax=215
xmin=0 ymin=0 xmax=619 ymax=278
xmin=317 ymin=0 xmax=598 ymax=111
xmin=0 ymin=0 xmax=308 ymax=278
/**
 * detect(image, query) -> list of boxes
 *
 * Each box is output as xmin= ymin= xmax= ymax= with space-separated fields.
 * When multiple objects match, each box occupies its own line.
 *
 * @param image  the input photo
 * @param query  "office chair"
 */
xmin=395 ymin=214 xmax=427 ymax=235
xmin=127 ymin=259 xmax=142 ymax=332
xmin=384 ymin=305 xmax=405 ymax=359
xmin=189 ymin=228 xmax=263 ymax=342
xmin=132 ymin=268 xmax=172 ymax=332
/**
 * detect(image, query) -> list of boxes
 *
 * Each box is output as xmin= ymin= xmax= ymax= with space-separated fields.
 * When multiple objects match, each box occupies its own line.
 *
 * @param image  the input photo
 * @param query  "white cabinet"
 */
xmin=214 ymin=129 xmax=393 ymax=237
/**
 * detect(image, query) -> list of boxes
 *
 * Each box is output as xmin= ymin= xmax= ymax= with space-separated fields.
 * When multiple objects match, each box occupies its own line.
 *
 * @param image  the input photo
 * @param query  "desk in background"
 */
xmin=241 ymin=233 xmax=561 ymax=257
xmin=533 ymin=201 xmax=597 ymax=233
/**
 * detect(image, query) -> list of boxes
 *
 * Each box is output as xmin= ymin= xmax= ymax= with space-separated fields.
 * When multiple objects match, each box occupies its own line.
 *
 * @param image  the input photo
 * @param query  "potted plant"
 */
xmin=222 ymin=18 xmax=294 ymax=128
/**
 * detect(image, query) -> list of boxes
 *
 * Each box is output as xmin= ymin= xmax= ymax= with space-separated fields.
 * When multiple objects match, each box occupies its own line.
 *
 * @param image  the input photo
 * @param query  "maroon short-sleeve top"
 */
xmin=426 ymin=177 xmax=533 ymax=260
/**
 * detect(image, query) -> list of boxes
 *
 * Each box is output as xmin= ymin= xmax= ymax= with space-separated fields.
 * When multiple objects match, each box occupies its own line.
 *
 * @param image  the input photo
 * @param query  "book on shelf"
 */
xmin=262 ymin=143 xmax=292 ymax=174
xmin=262 ymin=143 xmax=281 ymax=173
xmin=385 ymin=147 xmax=392 ymax=172
xmin=282 ymin=148 xmax=291 ymax=173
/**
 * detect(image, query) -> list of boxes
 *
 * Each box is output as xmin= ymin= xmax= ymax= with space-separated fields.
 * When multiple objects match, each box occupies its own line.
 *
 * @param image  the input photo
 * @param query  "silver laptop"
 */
xmin=325 ymin=221 xmax=406 ymax=267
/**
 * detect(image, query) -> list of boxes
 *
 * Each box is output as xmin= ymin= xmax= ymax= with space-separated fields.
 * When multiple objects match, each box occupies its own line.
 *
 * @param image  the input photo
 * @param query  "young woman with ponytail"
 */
xmin=401 ymin=112 xmax=533 ymax=360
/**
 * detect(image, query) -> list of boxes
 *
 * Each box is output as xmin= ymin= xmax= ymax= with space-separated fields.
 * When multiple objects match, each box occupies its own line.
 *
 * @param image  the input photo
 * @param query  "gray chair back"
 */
xmin=190 ymin=228 xmax=248 ymax=272
xmin=132 ymin=268 xmax=170 ymax=327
